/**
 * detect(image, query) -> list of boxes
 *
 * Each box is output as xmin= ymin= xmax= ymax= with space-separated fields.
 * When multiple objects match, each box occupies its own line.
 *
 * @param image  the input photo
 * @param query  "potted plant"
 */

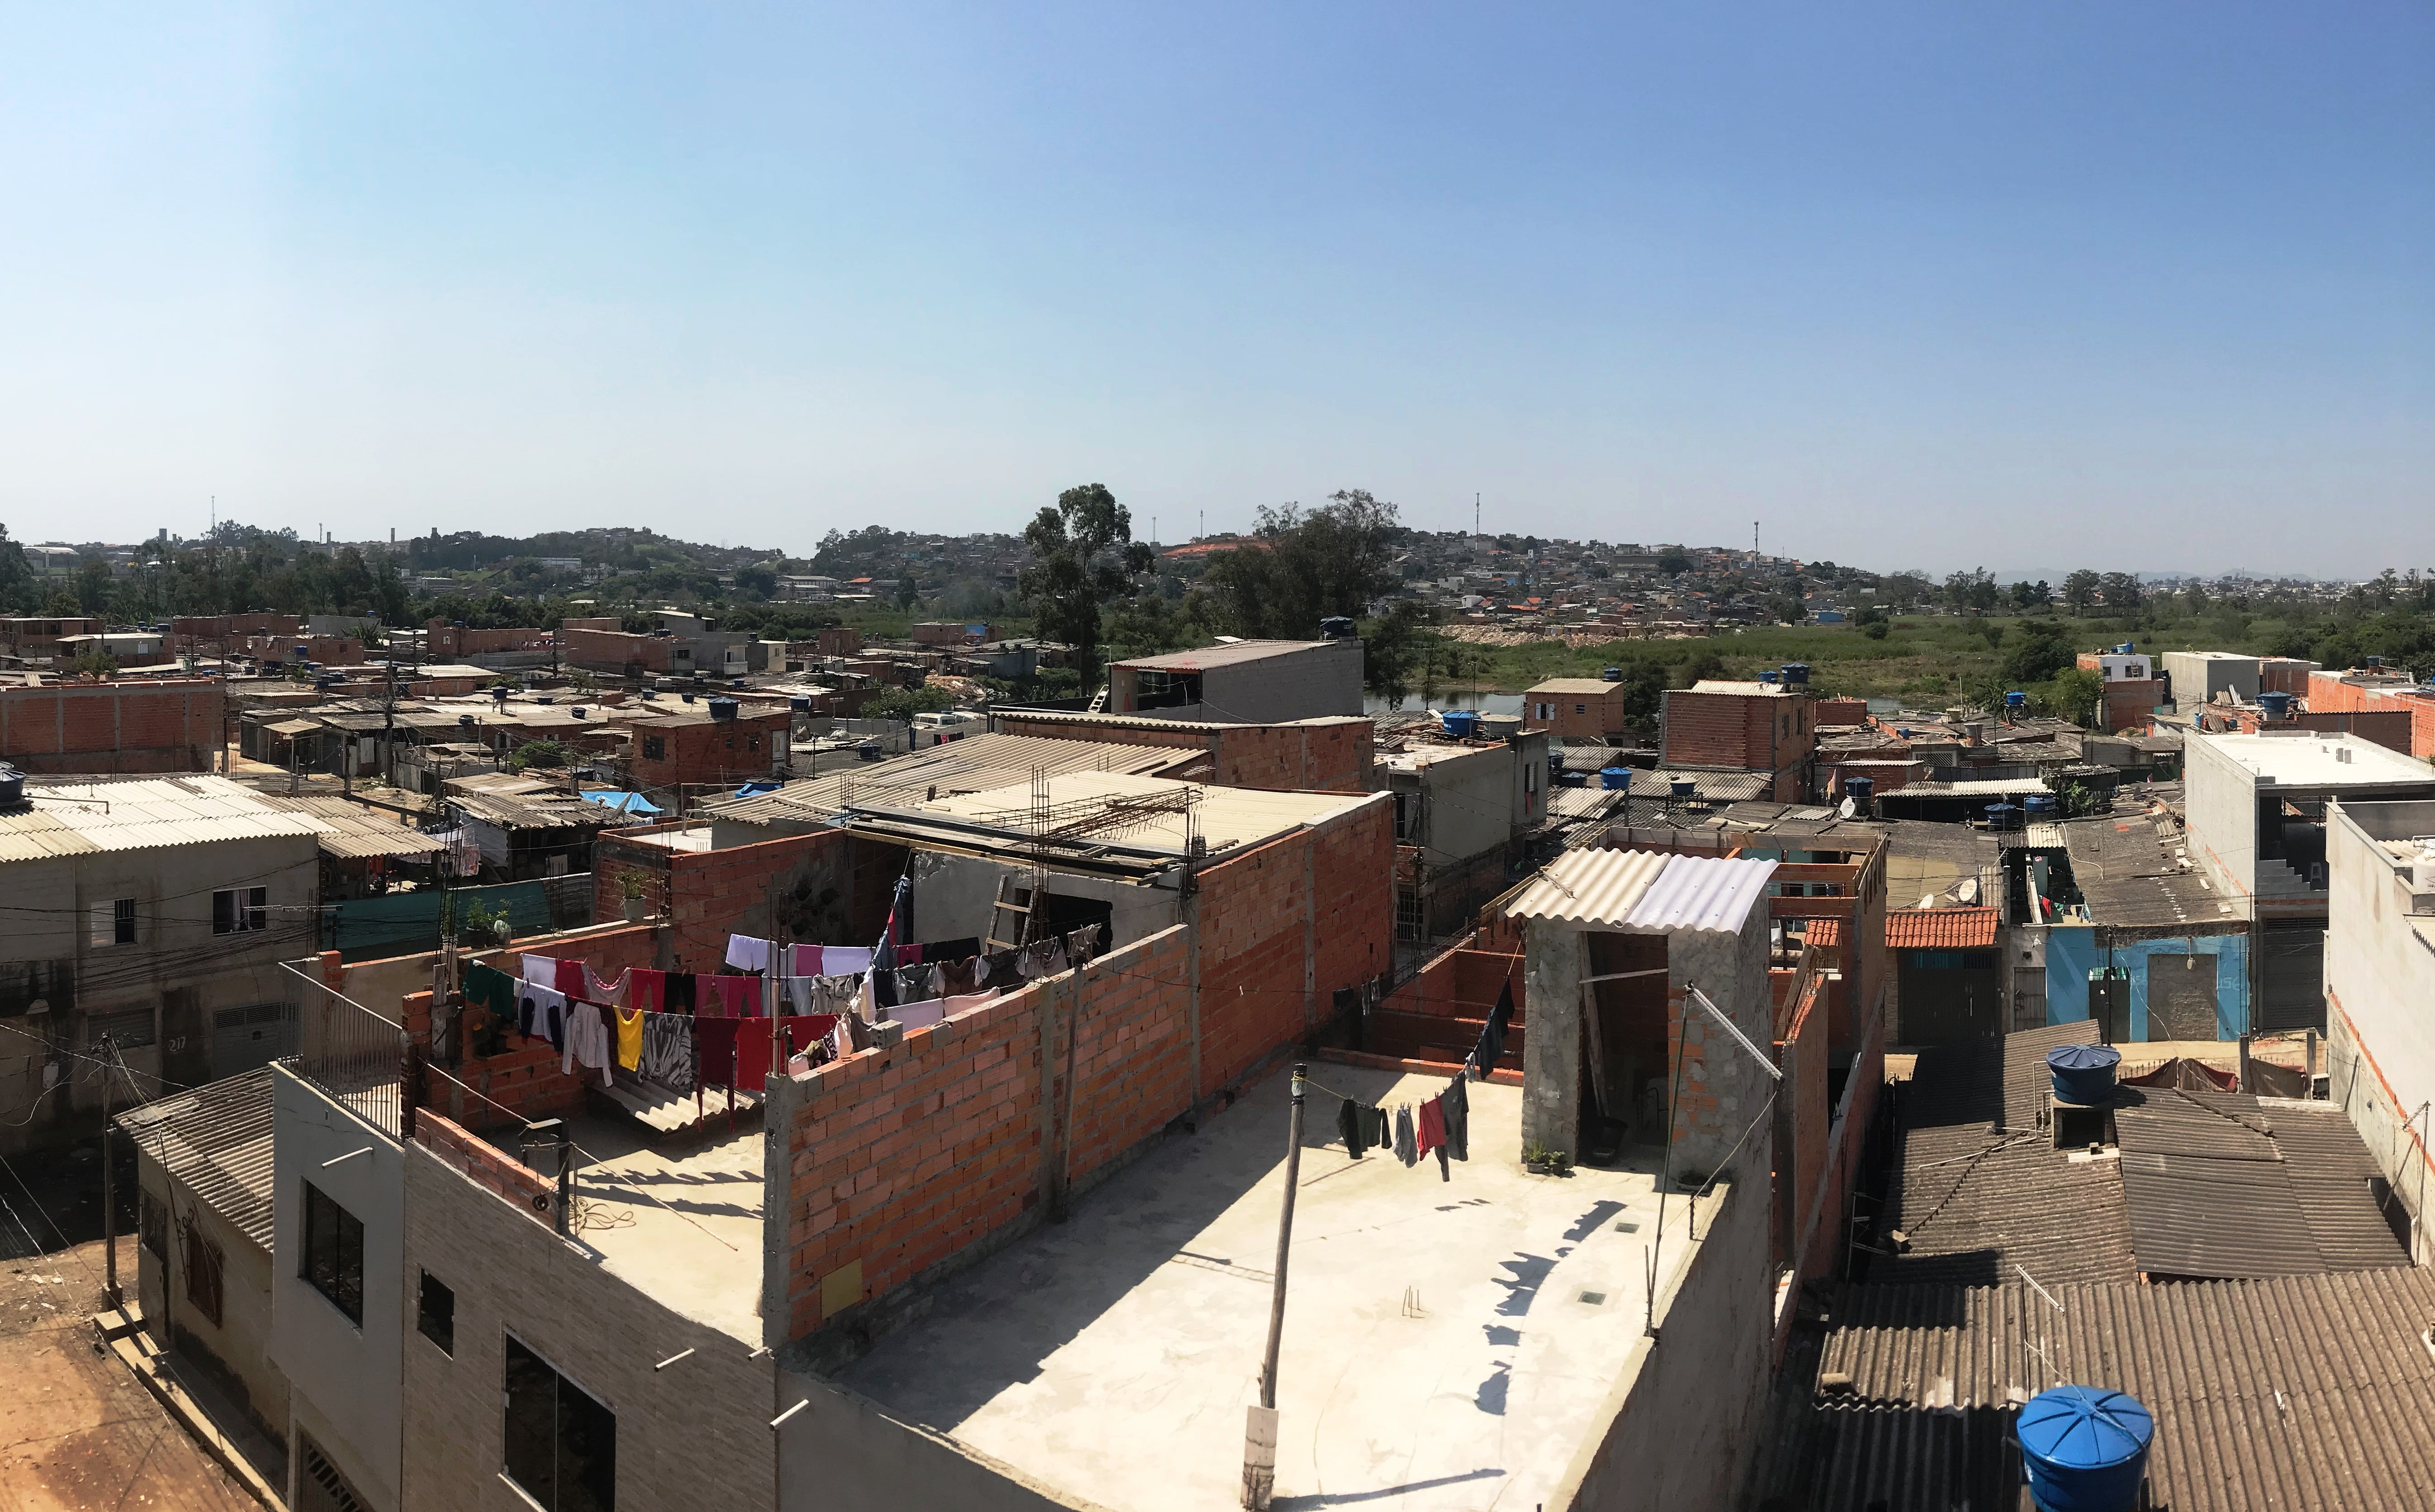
xmin=620 ymin=871 xmax=648 ymax=923
xmin=1523 ymin=1142 xmax=1573 ymax=1177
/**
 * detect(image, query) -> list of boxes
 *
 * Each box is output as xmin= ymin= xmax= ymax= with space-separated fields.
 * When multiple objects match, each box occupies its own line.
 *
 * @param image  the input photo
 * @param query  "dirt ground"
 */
xmin=0 ymin=1150 xmax=256 ymax=1512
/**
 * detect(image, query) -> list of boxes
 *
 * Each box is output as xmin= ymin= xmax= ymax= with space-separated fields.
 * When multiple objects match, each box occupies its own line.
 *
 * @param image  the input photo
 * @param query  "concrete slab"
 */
xmin=839 ymin=1063 xmax=1699 ymax=1512
xmin=556 ymin=1110 xmax=767 ymax=1343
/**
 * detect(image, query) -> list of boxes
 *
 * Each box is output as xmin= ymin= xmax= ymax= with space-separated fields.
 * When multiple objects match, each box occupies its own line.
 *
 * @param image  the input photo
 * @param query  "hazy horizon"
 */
xmin=4 ymin=5 xmax=2428 ymax=576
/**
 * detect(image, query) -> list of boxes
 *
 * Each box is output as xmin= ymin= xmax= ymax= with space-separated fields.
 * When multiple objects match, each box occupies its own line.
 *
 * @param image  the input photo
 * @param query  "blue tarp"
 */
xmin=2044 ymin=925 xmax=2250 ymax=1040
xmin=732 ymin=781 xmax=782 ymax=799
xmin=580 ymin=789 xmax=663 ymax=816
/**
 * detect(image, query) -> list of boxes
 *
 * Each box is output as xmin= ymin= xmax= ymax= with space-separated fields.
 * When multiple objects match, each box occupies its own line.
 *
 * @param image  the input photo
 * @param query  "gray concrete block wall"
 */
xmin=399 ymin=1147 xmax=780 ymax=1512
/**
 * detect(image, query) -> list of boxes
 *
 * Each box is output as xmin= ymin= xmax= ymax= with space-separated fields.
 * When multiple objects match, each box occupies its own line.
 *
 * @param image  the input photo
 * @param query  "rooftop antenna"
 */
xmin=1475 ymin=492 xmax=1481 ymax=538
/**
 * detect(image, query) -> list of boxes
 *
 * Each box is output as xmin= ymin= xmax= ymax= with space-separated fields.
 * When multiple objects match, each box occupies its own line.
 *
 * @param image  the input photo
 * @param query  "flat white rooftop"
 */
xmin=554 ymin=1110 xmax=767 ymax=1342
xmin=2199 ymin=732 xmax=2435 ymax=789
xmin=839 ymin=1062 xmax=1694 ymax=1512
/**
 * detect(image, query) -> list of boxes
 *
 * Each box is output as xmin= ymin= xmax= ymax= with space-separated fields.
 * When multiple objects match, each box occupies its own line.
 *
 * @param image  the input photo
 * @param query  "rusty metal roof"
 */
xmin=1885 ymin=907 xmax=2000 ymax=950
xmin=116 ymin=1067 xmax=277 ymax=1250
xmin=1812 ymin=1267 xmax=2435 ymax=1512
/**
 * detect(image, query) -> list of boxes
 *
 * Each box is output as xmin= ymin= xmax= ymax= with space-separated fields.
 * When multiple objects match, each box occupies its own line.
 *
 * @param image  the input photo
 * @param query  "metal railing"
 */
xmin=281 ymin=962 xmax=410 ymax=1139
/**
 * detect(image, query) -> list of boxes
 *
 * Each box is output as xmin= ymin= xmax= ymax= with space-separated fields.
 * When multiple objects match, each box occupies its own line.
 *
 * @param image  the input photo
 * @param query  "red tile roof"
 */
xmin=1885 ymin=907 xmax=1999 ymax=950
xmin=1801 ymin=917 xmax=1844 ymax=949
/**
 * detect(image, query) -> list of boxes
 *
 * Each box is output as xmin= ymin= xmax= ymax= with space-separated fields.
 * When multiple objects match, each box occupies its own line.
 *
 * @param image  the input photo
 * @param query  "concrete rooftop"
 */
xmin=839 ymin=1062 xmax=1693 ymax=1512
xmin=554 ymin=1110 xmax=767 ymax=1343
xmin=2201 ymin=731 xmax=2435 ymax=788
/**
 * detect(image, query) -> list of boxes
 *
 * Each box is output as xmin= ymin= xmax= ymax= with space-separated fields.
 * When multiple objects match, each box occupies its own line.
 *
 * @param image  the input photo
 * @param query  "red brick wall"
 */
xmin=2258 ymin=659 xmax=2315 ymax=696
xmin=1524 ymin=687 xmax=1629 ymax=740
xmin=628 ymin=712 xmax=790 ymax=792
xmin=1194 ymin=795 xmax=1393 ymax=1098
xmin=423 ymin=624 xmax=554 ymax=657
xmin=415 ymin=1110 xmax=554 ymax=1223
xmin=596 ymin=825 xmax=898 ymax=975
xmin=0 ymin=677 xmax=226 ymax=772
xmin=2099 ymin=678 xmax=2163 ymax=733
xmin=1374 ymin=947 xmax=1525 ymax=1069
xmin=1773 ymin=969 xmax=1828 ymax=1269
xmin=1813 ymin=697 xmax=1869 ymax=727
xmin=564 ymin=628 xmax=673 ymax=674
xmin=1661 ymin=689 xmax=1814 ymax=797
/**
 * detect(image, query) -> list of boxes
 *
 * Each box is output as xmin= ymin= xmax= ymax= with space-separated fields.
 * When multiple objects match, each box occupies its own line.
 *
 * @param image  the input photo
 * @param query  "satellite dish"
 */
xmin=1837 ymin=797 xmax=1857 ymax=819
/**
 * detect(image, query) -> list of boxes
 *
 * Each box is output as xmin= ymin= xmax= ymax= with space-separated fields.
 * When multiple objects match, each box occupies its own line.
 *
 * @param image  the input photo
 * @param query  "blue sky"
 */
xmin=2 ymin=4 xmax=2428 ymax=575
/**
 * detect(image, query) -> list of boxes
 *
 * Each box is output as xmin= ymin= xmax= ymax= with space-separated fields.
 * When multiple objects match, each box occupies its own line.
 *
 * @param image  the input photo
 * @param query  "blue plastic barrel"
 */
xmin=1599 ymin=766 xmax=1630 ymax=790
xmin=1442 ymin=710 xmax=1480 ymax=739
xmin=2007 ymin=690 xmax=2028 ymax=709
xmin=2046 ymin=1044 xmax=2122 ymax=1106
xmin=2018 ymin=1384 xmax=2153 ymax=1512
xmin=1670 ymin=780 xmax=1696 ymax=799
xmin=2024 ymin=794 xmax=2059 ymax=819
xmin=2258 ymin=691 xmax=2293 ymax=720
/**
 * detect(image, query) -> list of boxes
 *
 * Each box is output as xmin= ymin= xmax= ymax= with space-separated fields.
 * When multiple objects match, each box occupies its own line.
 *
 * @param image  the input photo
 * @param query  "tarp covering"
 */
xmin=581 ymin=789 xmax=663 ymax=816
xmin=323 ymin=880 xmax=555 ymax=963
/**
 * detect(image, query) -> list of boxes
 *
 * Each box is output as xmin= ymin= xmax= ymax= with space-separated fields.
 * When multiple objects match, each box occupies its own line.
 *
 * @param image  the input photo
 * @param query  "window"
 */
xmin=182 ymin=1219 xmax=223 ymax=1326
xmin=303 ymin=1183 xmax=365 ymax=1326
xmin=90 ymin=898 xmax=137 ymax=947
xmin=641 ymin=736 xmax=665 ymax=761
xmin=296 ymin=1432 xmax=370 ymax=1512
xmin=211 ymin=887 xmax=268 ymax=935
xmin=140 ymin=1190 xmax=167 ymax=1259
xmin=1574 ymin=703 xmax=1587 ymax=716
xmin=417 ymin=1269 xmax=455 ymax=1355
xmin=504 ymin=1336 xmax=617 ymax=1512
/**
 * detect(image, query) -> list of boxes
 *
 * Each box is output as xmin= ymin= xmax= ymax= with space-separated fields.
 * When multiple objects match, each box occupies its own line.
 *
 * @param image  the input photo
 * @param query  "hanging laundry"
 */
xmin=871 ymin=965 xmax=898 ymax=1010
xmin=552 ymin=959 xmax=587 ymax=999
xmin=811 ymin=976 xmax=860 ymax=1016
xmin=725 ymin=934 xmax=773 ymax=973
xmin=463 ymin=963 xmax=519 ymax=1018
xmin=895 ymin=962 xmax=938 ymax=1002
xmin=1067 ymin=924 xmax=1103 ymax=966
xmin=1440 ymin=1075 xmax=1469 ymax=1162
xmin=934 ymin=957 xmax=981 ymax=997
xmin=666 ymin=972 xmax=697 ymax=1014
xmin=1394 ymin=1105 xmax=1418 ymax=1167
xmin=1367 ymin=1105 xmax=1391 ymax=1152
xmin=626 ymin=969 xmax=665 ymax=1015
xmin=891 ymin=1000 xmax=946 ymax=1031
xmin=614 ymin=1008 xmax=644 ymax=1071
xmin=926 ymin=936 xmax=980 ymax=963
xmin=521 ymin=955 xmax=559 ymax=988
xmin=521 ymin=985 xmax=568 ymax=1048
xmin=1418 ymin=1097 xmax=1449 ymax=1180
xmin=784 ymin=943 xmax=823 ymax=977
xmin=1474 ymin=980 xmax=1514 ymax=1079
xmin=942 ymin=992 xmax=994 ymax=1019
xmin=565 ymin=1002 xmax=614 ymax=1089
xmin=585 ymin=966 xmax=630 ymax=1006
xmin=985 ymin=951 xmax=1024 ymax=992
xmin=824 ymin=946 xmax=872 ymax=977
xmin=1337 ymin=1097 xmax=1369 ymax=1159
xmin=733 ymin=1018 xmax=774 ymax=1092
xmin=782 ymin=977 xmax=817 ymax=1014
xmin=895 ymin=943 xmax=924 ymax=967
xmin=777 ymin=1015 xmax=839 ymax=1060
xmin=714 ymin=973 xmax=769 ymax=1017
xmin=640 ymin=1013 xmax=694 ymax=1095
xmin=695 ymin=1017 xmax=741 ymax=1091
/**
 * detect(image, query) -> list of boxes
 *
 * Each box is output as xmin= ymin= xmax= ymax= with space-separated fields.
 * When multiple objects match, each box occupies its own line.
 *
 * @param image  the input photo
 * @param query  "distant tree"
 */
xmin=2099 ymin=572 xmax=2144 ymax=611
xmin=863 ymin=684 xmax=958 ymax=721
xmin=1882 ymin=572 xmax=1933 ymax=609
xmin=1943 ymin=567 xmax=1999 ymax=614
xmin=2061 ymin=570 xmax=2102 ymax=614
xmin=1656 ymin=547 xmax=1692 ymax=578
xmin=509 ymin=740 xmax=571 ymax=771
xmin=1672 ymin=648 xmax=1728 ymax=687
xmin=2000 ymin=620 xmax=2077 ymax=685
xmin=895 ymin=576 xmax=919 ymax=612
xmin=1360 ymin=600 xmax=1432 ymax=709
xmin=2009 ymin=580 xmax=2049 ymax=610
xmin=2043 ymin=667 xmax=2106 ymax=729
xmin=1019 ymin=484 xmax=1151 ymax=685
xmin=0 ymin=525 xmax=30 ymax=613
xmin=1199 ymin=490 xmax=1401 ymax=638
xmin=75 ymin=559 xmax=113 ymax=614
xmin=733 ymin=563 xmax=779 ymax=599
xmin=43 ymin=588 xmax=81 ymax=617
xmin=1862 ymin=617 xmax=1891 ymax=641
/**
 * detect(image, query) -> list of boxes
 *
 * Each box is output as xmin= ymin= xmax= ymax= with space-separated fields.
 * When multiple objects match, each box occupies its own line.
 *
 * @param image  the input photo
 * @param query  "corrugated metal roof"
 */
xmin=116 ymin=1067 xmax=276 ymax=1250
xmin=1525 ymin=678 xmax=1626 ymax=695
xmin=255 ymin=796 xmax=450 ymax=859
xmin=1814 ymin=1268 xmax=2435 ymax=1512
xmin=1 ymin=775 xmax=325 ymax=859
xmin=705 ymin=733 xmax=1190 ymax=826
xmin=1111 ymin=639 xmax=1333 ymax=671
xmin=911 ymin=771 xmax=1375 ymax=855
xmin=1624 ymin=853 xmax=1778 ymax=932
xmin=1886 ymin=907 xmax=2000 ymax=949
xmin=1885 ymin=778 xmax=2054 ymax=796
xmin=2267 ymin=1099 xmax=2414 ymax=1271
xmin=1502 ymin=848 xmax=1669 ymax=927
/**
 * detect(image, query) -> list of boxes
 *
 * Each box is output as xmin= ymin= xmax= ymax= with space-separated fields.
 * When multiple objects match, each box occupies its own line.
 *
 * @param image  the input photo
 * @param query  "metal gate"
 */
xmin=210 ymin=1002 xmax=296 ymax=1079
xmin=2258 ymin=921 xmax=2326 ymax=1032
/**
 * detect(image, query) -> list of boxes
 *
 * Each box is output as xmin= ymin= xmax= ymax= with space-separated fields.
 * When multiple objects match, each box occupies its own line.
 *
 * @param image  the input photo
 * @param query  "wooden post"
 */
xmin=1244 ymin=1064 xmax=1306 ymax=1509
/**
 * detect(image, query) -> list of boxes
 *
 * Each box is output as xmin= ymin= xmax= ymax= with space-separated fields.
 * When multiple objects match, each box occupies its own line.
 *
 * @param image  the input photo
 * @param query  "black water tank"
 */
xmin=0 ymin=764 xmax=23 ymax=808
xmin=709 ymin=697 xmax=739 ymax=722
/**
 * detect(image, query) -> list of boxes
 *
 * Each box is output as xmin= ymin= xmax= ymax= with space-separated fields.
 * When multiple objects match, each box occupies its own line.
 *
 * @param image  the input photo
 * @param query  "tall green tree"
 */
xmin=1199 ymin=489 xmax=1402 ymax=637
xmin=1018 ymin=483 xmax=1151 ymax=686
xmin=2061 ymin=570 xmax=2101 ymax=614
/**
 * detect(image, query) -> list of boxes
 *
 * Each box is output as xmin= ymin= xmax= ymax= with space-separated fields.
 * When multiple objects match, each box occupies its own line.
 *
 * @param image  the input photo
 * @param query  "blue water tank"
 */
xmin=0 ymin=764 xmax=22 ymax=808
xmin=1670 ymin=780 xmax=1696 ymax=799
xmin=2258 ymin=691 xmax=2293 ymax=720
xmin=2046 ymin=1043 xmax=2122 ymax=1105
xmin=1441 ymin=710 xmax=1480 ymax=739
xmin=1986 ymin=803 xmax=2022 ymax=831
xmin=2006 ymin=690 xmax=2029 ymax=709
xmin=1781 ymin=662 xmax=1811 ymax=687
xmin=1599 ymin=766 xmax=1630 ymax=791
xmin=2017 ymin=1384 xmax=2153 ymax=1512
xmin=2024 ymin=794 xmax=2059 ymax=819
xmin=790 ymin=696 xmax=811 ymax=713
xmin=856 ymin=741 xmax=882 ymax=762
xmin=1843 ymin=775 xmax=1874 ymax=803
xmin=1758 ymin=668 xmax=1781 ymax=685
xmin=1600 ymin=666 xmax=1622 ymax=682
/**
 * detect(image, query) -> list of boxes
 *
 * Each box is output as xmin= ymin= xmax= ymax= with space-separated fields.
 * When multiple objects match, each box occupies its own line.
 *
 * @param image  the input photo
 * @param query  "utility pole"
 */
xmin=1474 ymin=493 xmax=1480 ymax=538
xmin=1242 ymin=1063 xmax=1306 ymax=1509
xmin=99 ymin=1034 xmax=119 ymax=1309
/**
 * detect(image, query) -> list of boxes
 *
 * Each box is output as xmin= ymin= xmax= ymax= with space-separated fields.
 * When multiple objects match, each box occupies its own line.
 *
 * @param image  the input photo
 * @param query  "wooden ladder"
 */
xmin=985 ymin=872 xmax=1033 ymax=953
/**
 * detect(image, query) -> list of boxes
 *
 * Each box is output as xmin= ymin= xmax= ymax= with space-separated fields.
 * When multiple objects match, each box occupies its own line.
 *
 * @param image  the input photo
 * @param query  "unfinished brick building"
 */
xmin=1659 ymin=678 xmax=1818 ymax=800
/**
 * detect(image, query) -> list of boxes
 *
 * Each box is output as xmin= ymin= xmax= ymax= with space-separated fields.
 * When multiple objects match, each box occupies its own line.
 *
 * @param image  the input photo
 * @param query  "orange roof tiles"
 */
xmin=1885 ymin=907 xmax=1999 ymax=950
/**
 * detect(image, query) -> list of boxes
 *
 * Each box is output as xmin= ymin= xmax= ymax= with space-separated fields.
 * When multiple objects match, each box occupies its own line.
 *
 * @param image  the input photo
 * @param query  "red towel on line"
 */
xmin=695 ymin=1017 xmax=740 ymax=1090
xmin=1416 ymin=1097 xmax=1446 ymax=1157
xmin=554 ymin=959 xmax=587 ymax=999
xmin=734 ymin=1018 xmax=774 ymax=1092
xmin=711 ymin=974 xmax=764 ymax=1017
xmin=627 ymin=969 xmax=665 ymax=1015
xmin=778 ymin=1015 xmax=839 ymax=1060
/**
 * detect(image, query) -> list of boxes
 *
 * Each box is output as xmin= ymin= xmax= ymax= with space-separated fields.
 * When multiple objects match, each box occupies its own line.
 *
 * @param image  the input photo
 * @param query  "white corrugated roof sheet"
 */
xmin=1503 ymin=849 xmax=1669 ymax=926
xmin=1625 ymin=854 xmax=1779 ymax=932
xmin=1 ymin=775 xmax=326 ymax=860
xmin=1504 ymin=849 xmax=1777 ymax=933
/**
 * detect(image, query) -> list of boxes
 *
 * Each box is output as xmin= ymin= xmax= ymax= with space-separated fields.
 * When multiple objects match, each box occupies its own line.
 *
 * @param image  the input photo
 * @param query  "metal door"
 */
xmin=2258 ymin=922 xmax=2326 ymax=1032
xmin=210 ymin=1002 xmax=296 ymax=1079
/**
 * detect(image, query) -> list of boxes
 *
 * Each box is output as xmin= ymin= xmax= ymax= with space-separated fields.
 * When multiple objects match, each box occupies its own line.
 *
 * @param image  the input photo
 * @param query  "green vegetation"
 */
xmin=509 ymin=740 xmax=572 ymax=771
xmin=861 ymin=685 xmax=959 ymax=721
